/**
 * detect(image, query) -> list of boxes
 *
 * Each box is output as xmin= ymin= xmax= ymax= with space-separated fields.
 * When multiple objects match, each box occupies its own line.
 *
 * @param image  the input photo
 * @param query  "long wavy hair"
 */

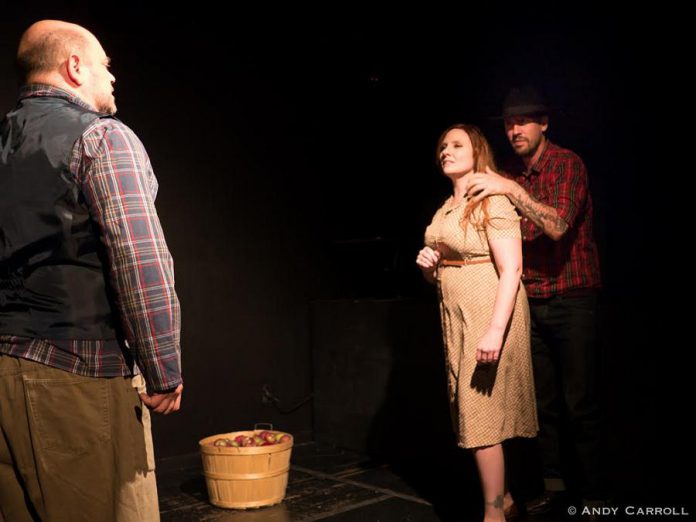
xmin=435 ymin=123 xmax=498 ymax=232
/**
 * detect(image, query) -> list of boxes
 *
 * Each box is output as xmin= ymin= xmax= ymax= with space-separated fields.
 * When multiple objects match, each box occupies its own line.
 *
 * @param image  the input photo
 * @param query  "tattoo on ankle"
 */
xmin=485 ymin=494 xmax=504 ymax=508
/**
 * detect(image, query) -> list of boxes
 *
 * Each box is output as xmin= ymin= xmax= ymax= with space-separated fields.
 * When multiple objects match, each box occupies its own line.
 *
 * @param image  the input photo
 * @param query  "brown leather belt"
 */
xmin=440 ymin=257 xmax=492 ymax=267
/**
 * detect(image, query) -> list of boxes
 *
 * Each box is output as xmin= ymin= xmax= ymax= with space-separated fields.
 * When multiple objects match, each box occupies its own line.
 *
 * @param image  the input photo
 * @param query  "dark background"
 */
xmin=2 ymin=2 xmax=686 ymax=507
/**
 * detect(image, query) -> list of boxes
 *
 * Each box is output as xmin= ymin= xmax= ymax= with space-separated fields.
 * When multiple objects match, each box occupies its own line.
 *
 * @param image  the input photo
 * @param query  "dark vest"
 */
xmin=0 ymin=94 xmax=120 ymax=340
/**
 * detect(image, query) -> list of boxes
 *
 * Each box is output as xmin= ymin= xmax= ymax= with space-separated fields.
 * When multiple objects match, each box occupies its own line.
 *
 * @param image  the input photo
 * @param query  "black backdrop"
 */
xmin=1 ymin=2 xmax=687 ymax=506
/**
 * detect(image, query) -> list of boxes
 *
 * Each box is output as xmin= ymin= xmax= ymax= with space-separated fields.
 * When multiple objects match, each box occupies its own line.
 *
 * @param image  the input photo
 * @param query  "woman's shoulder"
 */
xmin=486 ymin=194 xmax=516 ymax=214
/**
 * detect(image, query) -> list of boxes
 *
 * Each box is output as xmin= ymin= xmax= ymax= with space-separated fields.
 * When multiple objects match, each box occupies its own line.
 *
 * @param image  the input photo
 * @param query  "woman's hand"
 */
xmin=475 ymin=327 xmax=504 ymax=364
xmin=416 ymin=246 xmax=441 ymax=272
xmin=416 ymin=246 xmax=441 ymax=285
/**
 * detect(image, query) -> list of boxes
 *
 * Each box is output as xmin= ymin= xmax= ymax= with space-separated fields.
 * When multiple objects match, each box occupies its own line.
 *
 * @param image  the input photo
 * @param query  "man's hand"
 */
xmin=466 ymin=167 xmax=513 ymax=203
xmin=140 ymin=384 xmax=183 ymax=415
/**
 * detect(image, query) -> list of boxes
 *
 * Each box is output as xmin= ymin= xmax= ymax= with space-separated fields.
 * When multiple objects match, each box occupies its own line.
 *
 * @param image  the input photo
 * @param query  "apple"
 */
xmin=210 ymin=431 xmax=292 ymax=448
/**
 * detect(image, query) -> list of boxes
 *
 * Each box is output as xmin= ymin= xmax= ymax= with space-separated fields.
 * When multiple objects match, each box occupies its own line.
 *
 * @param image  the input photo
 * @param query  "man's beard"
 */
xmin=96 ymin=94 xmax=117 ymax=115
xmin=512 ymin=138 xmax=538 ymax=158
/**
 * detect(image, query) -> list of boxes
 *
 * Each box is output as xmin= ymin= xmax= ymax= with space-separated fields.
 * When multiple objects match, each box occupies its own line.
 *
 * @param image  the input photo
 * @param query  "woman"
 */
xmin=416 ymin=124 xmax=537 ymax=522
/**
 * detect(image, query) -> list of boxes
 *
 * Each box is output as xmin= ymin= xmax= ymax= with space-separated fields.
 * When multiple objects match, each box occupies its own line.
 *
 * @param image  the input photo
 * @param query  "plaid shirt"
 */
xmin=512 ymin=140 xmax=601 ymax=298
xmin=0 ymin=85 xmax=181 ymax=393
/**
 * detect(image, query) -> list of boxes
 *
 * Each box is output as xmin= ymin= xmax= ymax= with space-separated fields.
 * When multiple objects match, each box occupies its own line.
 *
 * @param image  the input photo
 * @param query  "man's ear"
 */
xmin=540 ymin=115 xmax=549 ymax=133
xmin=65 ymin=53 xmax=83 ymax=86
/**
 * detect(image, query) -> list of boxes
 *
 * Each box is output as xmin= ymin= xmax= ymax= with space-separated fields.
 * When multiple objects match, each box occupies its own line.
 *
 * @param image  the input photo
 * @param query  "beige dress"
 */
xmin=425 ymin=194 xmax=538 ymax=448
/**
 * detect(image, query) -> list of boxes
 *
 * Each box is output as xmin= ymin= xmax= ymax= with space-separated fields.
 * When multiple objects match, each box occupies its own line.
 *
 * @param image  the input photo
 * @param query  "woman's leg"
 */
xmin=473 ymin=443 xmax=513 ymax=521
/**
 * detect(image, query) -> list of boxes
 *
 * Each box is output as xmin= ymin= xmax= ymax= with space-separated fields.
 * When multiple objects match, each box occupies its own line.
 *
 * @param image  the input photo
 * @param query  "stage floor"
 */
xmin=157 ymin=441 xmax=568 ymax=521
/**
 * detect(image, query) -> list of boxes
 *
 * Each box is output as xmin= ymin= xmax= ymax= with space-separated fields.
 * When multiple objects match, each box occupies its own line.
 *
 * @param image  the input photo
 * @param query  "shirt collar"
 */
xmin=19 ymin=83 xmax=95 ymax=112
xmin=523 ymin=139 xmax=553 ymax=176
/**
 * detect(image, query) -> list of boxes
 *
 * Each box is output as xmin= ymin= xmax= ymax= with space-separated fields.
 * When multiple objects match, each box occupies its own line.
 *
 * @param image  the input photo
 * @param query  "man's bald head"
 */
xmin=16 ymin=20 xmax=117 ymax=114
xmin=16 ymin=21 xmax=95 ymax=83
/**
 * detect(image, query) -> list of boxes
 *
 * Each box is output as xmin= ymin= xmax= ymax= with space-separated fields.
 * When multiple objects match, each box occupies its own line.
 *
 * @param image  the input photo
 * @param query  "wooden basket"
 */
xmin=199 ymin=429 xmax=293 ymax=509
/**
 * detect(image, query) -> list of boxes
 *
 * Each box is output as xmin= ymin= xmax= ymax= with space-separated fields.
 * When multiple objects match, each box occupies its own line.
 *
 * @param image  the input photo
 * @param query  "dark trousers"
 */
xmin=529 ymin=290 xmax=604 ymax=499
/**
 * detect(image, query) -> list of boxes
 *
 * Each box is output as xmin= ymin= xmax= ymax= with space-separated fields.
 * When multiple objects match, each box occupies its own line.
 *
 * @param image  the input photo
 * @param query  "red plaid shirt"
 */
xmin=512 ymin=141 xmax=601 ymax=298
xmin=0 ymin=85 xmax=181 ymax=392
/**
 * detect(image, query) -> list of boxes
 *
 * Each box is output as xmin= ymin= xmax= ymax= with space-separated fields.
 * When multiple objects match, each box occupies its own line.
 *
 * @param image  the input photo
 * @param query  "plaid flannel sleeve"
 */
xmin=73 ymin=118 xmax=182 ymax=392
xmin=550 ymin=154 xmax=588 ymax=228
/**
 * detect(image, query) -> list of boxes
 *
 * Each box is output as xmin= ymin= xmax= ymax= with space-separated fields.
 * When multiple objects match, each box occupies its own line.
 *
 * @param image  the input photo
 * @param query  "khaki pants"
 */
xmin=0 ymin=354 xmax=159 ymax=521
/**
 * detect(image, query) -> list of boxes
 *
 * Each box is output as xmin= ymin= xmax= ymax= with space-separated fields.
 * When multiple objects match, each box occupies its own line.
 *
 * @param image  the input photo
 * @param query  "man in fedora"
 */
xmin=465 ymin=86 xmax=604 ymax=514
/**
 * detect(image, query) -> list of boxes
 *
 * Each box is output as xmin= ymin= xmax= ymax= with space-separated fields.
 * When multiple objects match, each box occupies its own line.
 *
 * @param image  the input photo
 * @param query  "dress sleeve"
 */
xmin=485 ymin=195 xmax=521 ymax=240
xmin=424 ymin=205 xmax=444 ymax=248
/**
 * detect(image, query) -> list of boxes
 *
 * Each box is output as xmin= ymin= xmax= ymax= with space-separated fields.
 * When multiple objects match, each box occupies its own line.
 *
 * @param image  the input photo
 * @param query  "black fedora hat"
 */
xmin=502 ymin=86 xmax=549 ymax=118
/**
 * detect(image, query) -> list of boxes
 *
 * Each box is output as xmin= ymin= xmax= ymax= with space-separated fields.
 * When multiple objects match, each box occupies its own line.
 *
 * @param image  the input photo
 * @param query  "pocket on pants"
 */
xmin=24 ymin=375 xmax=111 ymax=456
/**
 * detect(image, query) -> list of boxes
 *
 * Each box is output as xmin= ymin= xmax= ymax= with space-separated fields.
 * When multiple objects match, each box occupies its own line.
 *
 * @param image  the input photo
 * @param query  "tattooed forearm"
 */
xmin=509 ymin=185 xmax=568 ymax=240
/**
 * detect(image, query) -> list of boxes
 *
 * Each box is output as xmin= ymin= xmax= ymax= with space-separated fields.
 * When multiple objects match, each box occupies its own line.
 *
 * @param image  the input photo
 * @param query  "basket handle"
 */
xmin=254 ymin=422 xmax=274 ymax=432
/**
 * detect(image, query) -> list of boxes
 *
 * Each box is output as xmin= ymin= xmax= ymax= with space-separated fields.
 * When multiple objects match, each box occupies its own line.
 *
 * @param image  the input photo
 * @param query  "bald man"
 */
xmin=0 ymin=21 xmax=182 ymax=521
